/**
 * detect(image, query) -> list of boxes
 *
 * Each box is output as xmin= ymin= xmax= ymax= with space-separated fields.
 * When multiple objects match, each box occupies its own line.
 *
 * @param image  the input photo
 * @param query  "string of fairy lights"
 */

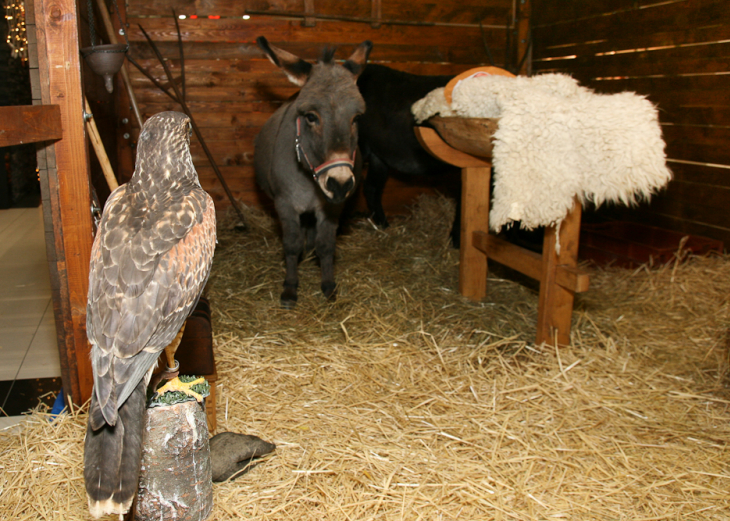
xmin=4 ymin=0 xmax=28 ymax=63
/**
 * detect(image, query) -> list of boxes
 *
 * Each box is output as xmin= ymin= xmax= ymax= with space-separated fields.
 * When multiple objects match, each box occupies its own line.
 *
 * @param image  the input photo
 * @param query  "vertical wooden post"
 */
xmin=414 ymin=125 xmax=492 ymax=302
xmin=108 ymin=0 xmax=136 ymax=184
xmin=303 ymin=0 xmax=316 ymax=27
xmin=459 ymin=166 xmax=491 ymax=301
xmin=32 ymin=0 xmax=95 ymax=405
xmin=536 ymin=200 xmax=583 ymax=347
xmin=370 ymin=0 xmax=382 ymax=28
xmin=516 ymin=0 xmax=531 ymax=76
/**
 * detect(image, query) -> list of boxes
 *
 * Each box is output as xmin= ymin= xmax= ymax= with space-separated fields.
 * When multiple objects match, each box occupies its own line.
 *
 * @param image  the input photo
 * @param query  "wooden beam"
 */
xmin=473 ymin=232 xmax=590 ymax=293
xmin=32 ymin=0 xmax=95 ymax=406
xmin=0 ymin=105 xmax=62 ymax=147
xmin=474 ymin=231 xmax=541 ymax=279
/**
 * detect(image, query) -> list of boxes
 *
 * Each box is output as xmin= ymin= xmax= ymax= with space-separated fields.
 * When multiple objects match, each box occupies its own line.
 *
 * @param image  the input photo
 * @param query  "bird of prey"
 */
xmin=83 ymin=111 xmax=217 ymax=519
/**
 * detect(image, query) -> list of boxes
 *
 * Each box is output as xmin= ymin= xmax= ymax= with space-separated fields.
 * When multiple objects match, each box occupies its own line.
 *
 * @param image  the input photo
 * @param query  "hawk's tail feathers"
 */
xmin=88 ymin=391 xmax=108 ymax=431
xmin=84 ymin=379 xmax=146 ymax=519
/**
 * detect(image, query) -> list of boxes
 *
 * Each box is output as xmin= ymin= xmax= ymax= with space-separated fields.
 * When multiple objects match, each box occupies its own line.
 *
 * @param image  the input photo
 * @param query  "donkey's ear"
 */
xmin=257 ymin=36 xmax=312 ymax=87
xmin=342 ymin=40 xmax=373 ymax=79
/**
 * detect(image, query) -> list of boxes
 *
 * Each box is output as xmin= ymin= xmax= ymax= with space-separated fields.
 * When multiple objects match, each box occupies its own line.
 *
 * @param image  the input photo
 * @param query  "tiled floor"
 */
xmin=0 ymin=206 xmax=61 ymax=430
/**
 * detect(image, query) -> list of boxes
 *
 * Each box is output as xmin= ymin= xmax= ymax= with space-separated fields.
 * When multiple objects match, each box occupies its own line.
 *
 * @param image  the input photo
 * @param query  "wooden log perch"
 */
xmin=135 ymin=399 xmax=213 ymax=521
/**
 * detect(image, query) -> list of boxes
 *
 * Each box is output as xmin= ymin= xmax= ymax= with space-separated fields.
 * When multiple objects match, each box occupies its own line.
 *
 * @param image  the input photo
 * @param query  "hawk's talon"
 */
xmin=155 ymin=376 xmax=206 ymax=403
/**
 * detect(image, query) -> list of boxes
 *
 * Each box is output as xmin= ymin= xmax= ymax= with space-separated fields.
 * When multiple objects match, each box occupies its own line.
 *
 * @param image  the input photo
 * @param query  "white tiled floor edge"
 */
xmin=0 ymin=206 xmax=61 ymax=429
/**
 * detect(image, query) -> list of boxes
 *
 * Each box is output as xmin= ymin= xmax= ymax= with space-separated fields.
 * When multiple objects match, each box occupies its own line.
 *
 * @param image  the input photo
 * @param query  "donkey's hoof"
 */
xmin=321 ymin=282 xmax=337 ymax=301
xmin=280 ymin=296 xmax=297 ymax=309
xmin=280 ymin=287 xmax=298 ymax=308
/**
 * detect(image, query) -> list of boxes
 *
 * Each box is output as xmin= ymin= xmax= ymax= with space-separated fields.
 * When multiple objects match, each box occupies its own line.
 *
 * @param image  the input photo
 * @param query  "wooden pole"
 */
xmin=84 ymin=97 xmax=119 ymax=192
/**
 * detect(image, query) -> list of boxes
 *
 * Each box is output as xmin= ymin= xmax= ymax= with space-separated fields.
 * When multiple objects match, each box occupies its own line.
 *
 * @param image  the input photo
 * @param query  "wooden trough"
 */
xmin=416 ymin=116 xmax=590 ymax=347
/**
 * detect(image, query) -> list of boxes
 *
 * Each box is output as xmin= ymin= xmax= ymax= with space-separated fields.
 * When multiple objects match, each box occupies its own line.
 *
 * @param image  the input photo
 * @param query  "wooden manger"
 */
xmin=415 ymin=116 xmax=590 ymax=347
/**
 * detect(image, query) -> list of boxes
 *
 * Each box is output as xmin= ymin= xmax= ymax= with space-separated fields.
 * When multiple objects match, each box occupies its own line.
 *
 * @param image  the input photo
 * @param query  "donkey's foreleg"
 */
xmin=315 ymin=215 xmax=339 ymax=301
xmin=278 ymin=206 xmax=304 ymax=308
xmin=362 ymin=154 xmax=390 ymax=229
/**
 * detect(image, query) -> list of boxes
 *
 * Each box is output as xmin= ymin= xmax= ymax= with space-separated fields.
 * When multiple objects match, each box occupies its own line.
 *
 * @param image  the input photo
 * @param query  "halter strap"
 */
xmin=295 ymin=116 xmax=356 ymax=180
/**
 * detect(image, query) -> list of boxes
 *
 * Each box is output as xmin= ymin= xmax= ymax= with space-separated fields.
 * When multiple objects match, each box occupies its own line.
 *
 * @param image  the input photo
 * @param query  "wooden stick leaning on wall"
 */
xmin=129 ymin=24 xmax=247 ymax=228
xmin=85 ymin=96 xmax=119 ymax=192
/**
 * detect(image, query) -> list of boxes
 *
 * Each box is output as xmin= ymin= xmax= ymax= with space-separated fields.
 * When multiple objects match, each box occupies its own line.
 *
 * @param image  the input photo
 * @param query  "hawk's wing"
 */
xmin=87 ymin=182 xmax=216 ymax=427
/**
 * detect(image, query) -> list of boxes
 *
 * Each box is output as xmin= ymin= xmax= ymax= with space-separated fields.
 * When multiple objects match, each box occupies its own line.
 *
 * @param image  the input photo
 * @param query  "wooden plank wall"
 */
xmin=116 ymin=0 xmax=516 ymax=214
xmin=532 ymin=0 xmax=730 ymax=248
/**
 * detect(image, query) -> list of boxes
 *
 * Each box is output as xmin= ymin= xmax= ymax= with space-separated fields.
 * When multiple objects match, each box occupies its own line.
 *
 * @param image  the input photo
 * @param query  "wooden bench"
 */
xmin=415 ymin=117 xmax=590 ymax=347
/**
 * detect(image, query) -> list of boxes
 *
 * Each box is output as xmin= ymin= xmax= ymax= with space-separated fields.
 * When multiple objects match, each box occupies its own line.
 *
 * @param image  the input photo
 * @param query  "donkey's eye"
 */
xmin=304 ymin=113 xmax=319 ymax=124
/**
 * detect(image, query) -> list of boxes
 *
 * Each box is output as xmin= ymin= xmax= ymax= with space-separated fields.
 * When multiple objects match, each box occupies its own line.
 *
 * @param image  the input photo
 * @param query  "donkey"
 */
xmin=254 ymin=37 xmax=373 ymax=308
xmin=356 ymin=64 xmax=461 ymax=246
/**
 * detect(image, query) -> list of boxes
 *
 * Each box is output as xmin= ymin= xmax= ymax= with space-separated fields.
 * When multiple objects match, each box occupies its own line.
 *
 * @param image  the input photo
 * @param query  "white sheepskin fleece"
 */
xmin=412 ymin=74 xmax=673 ymax=232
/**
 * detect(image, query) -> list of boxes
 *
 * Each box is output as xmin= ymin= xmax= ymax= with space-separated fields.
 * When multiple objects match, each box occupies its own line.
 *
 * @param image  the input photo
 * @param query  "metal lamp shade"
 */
xmin=81 ymin=44 xmax=128 ymax=93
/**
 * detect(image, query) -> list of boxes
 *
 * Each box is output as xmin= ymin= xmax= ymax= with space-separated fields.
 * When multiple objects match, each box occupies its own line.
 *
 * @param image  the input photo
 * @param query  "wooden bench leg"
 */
xmin=536 ymin=201 xmax=583 ymax=346
xmin=205 ymin=380 xmax=217 ymax=433
xmin=459 ymin=165 xmax=491 ymax=301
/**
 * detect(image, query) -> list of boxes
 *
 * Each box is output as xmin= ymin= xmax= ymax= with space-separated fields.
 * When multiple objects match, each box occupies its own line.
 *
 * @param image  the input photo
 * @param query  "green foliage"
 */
xmin=148 ymin=375 xmax=210 ymax=407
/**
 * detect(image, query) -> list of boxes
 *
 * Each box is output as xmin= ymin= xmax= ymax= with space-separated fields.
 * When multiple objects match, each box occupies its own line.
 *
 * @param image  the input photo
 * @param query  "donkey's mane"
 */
xmin=319 ymin=46 xmax=337 ymax=64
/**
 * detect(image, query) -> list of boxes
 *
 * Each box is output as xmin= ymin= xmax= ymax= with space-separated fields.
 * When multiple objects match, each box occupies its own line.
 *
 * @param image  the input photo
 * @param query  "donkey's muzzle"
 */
xmin=318 ymin=165 xmax=356 ymax=204
xmin=327 ymin=174 xmax=355 ymax=202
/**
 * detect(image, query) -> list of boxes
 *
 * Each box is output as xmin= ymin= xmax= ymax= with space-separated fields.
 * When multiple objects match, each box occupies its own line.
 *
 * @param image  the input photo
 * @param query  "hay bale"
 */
xmin=2 ymin=194 xmax=729 ymax=520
